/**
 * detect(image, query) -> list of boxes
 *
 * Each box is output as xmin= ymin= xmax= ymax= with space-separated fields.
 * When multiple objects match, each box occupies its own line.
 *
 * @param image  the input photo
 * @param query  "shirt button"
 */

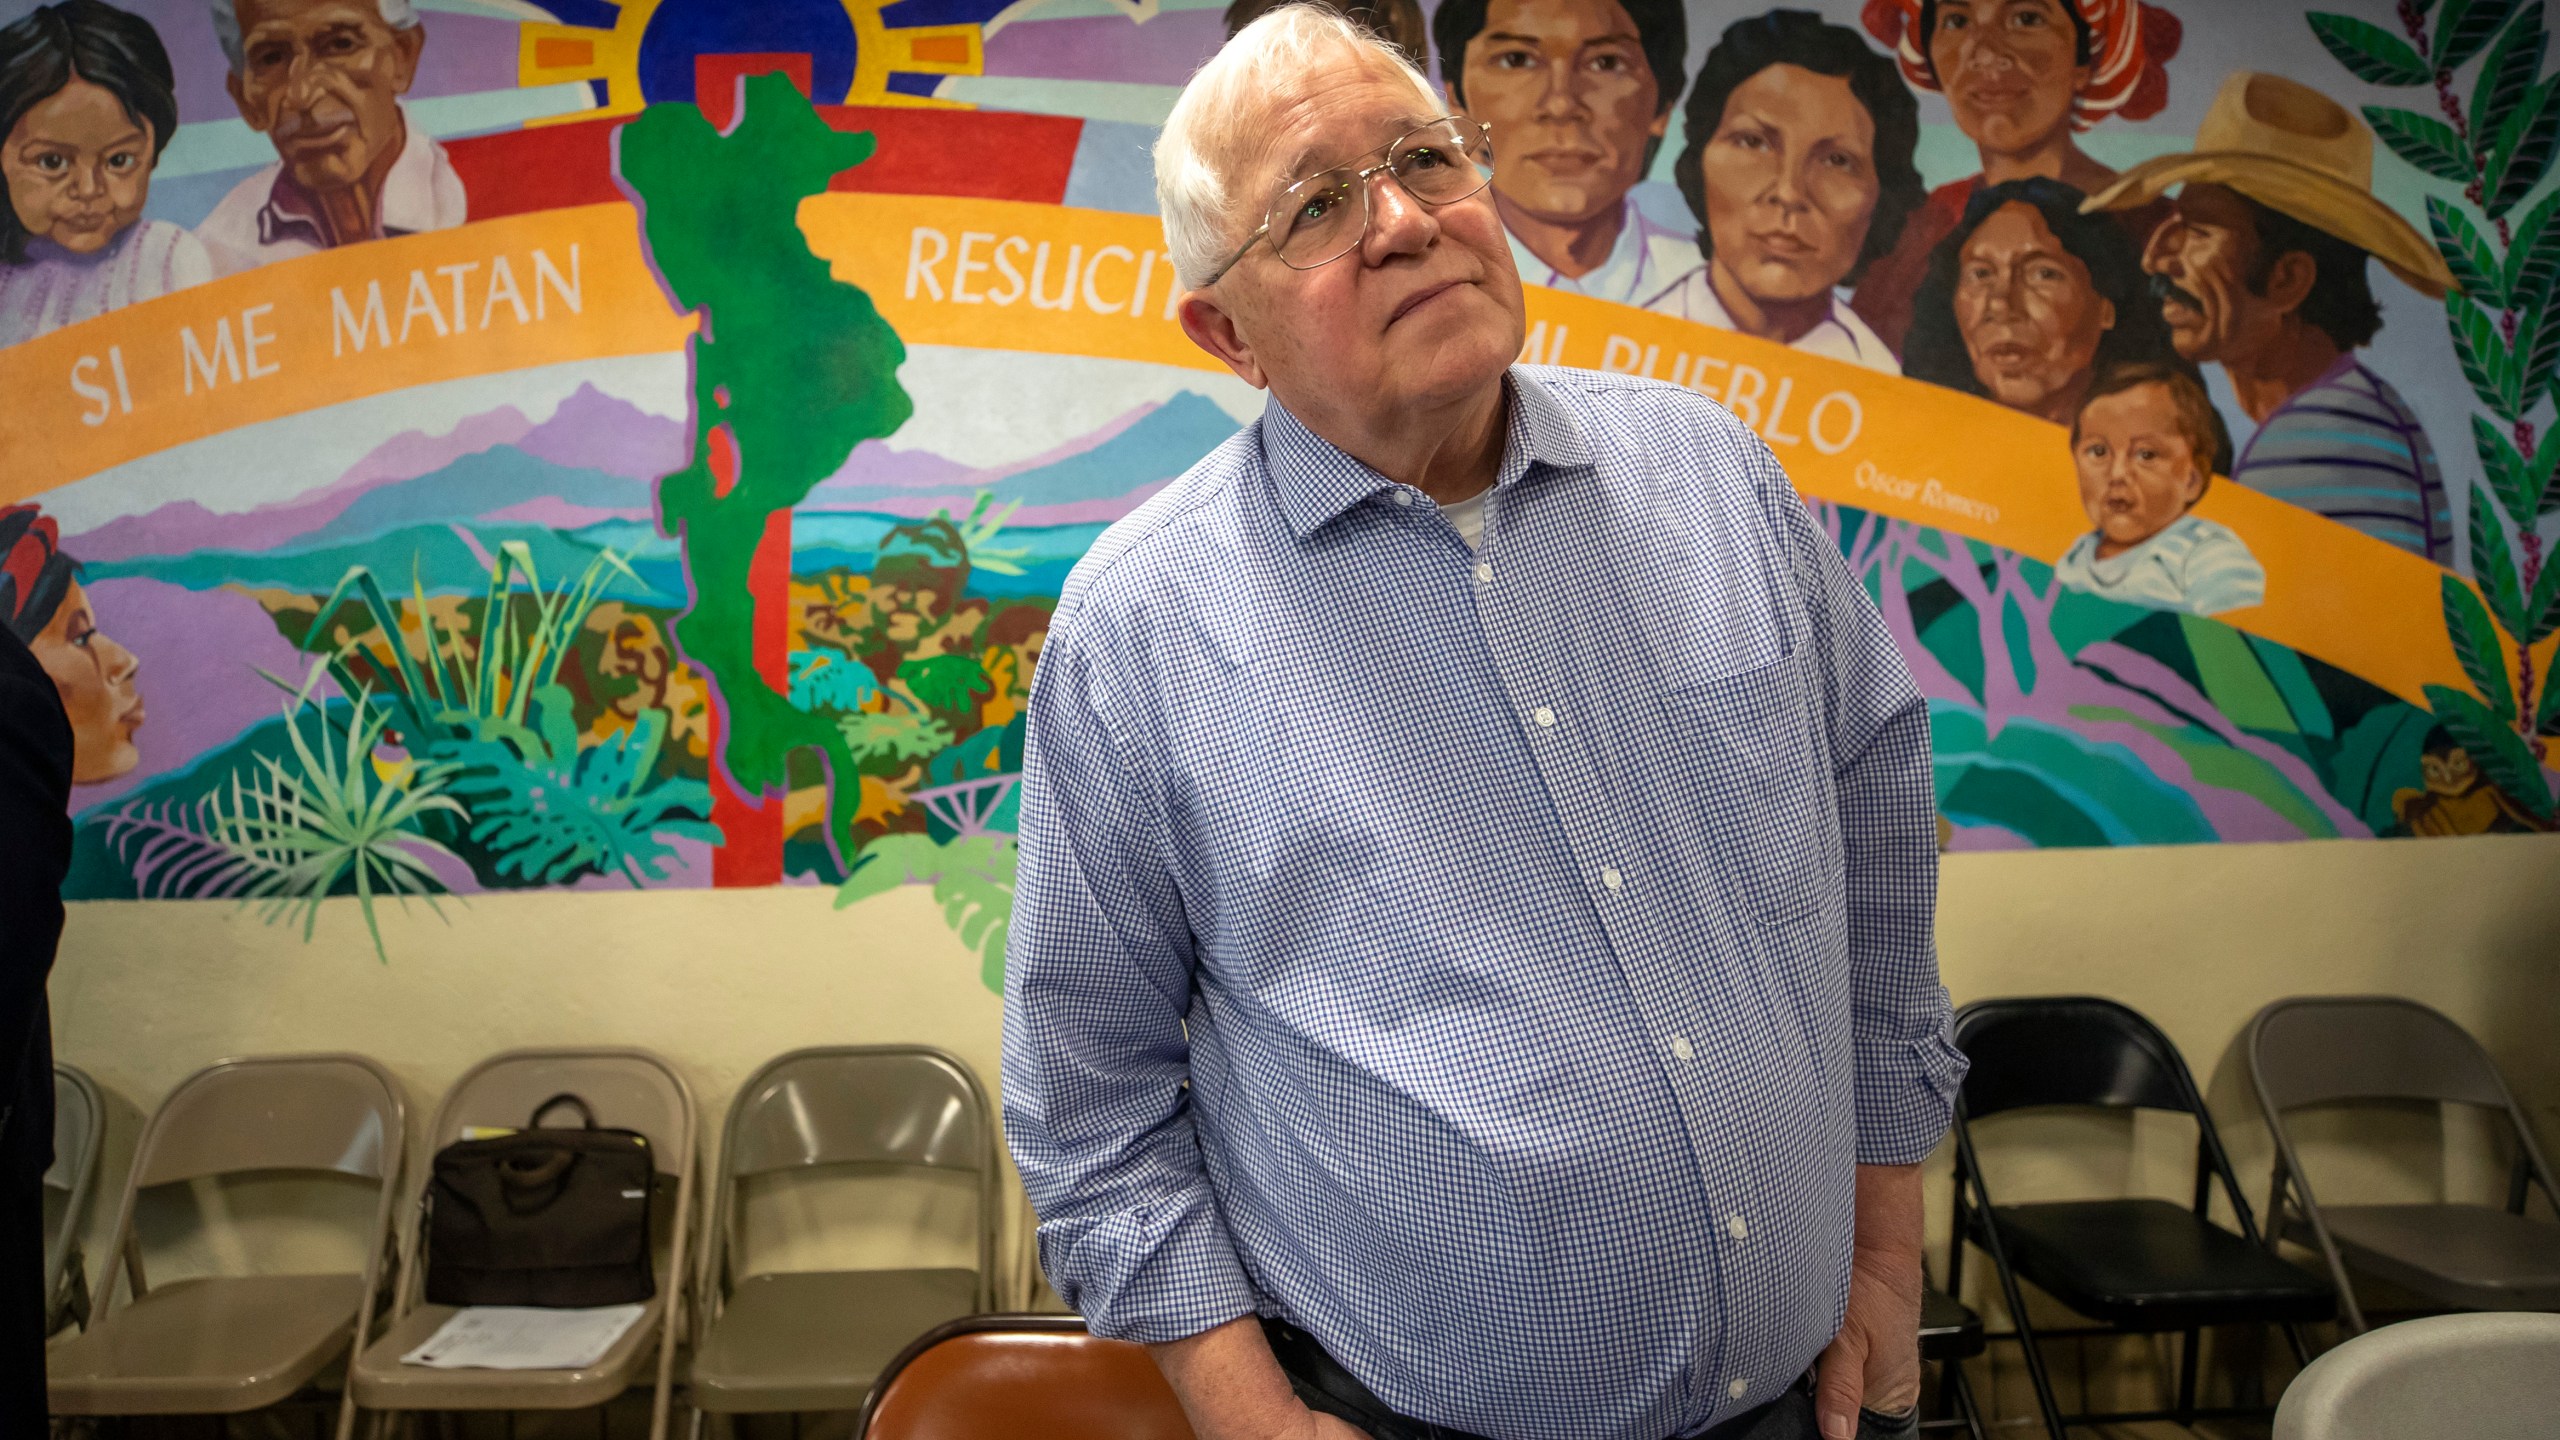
xmin=1474 ymin=561 xmax=1493 ymax=584
xmin=1393 ymin=490 xmax=1415 ymax=506
xmin=1601 ymin=867 xmax=1623 ymax=891
xmin=1726 ymin=1214 xmax=1748 ymax=1241
xmin=1669 ymin=1034 xmax=1692 ymax=1060
xmin=1532 ymin=706 xmax=1555 ymax=728
xmin=1728 ymin=1378 xmax=1750 ymax=1400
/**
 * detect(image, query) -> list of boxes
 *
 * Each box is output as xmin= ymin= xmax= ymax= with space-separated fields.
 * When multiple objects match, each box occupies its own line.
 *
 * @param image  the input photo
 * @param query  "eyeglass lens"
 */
xmin=1267 ymin=121 xmax=1493 ymax=270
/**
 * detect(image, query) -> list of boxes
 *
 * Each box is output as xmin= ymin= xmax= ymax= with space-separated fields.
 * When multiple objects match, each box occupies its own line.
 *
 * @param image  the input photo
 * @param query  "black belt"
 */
xmin=1260 ymin=1316 xmax=1821 ymax=1440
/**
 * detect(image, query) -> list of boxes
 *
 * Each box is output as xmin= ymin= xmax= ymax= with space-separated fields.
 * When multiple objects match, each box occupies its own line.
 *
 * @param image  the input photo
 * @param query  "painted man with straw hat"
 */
xmin=2083 ymin=70 xmax=2457 ymax=564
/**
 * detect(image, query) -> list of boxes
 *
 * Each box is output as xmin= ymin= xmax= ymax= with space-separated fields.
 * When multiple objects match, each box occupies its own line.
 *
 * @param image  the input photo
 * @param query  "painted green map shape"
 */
xmin=616 ymin=72 xmax=913 ymax=861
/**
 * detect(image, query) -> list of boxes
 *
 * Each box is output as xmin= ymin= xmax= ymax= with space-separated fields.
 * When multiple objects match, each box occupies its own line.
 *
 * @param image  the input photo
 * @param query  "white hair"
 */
xmin=210 ymin=0 xmax=420 ymax=72
xmin=1155 ymin=4 xmax=1444 ymax=291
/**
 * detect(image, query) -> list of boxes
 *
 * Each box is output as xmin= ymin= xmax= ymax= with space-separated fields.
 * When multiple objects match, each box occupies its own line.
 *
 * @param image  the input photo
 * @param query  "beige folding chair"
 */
xmin=43 ymin=1061 xmax=108 ymax=1335
xmin=45 ymin=1053 xmax=408 ymax=1440
xmin=2245 ymin=995 xmax=2560 ymax=1332
xmin=689 ymin=1046 xmax=997 ymax=1425
xmin=349 ymin=1047 xmax=698 ymax=1440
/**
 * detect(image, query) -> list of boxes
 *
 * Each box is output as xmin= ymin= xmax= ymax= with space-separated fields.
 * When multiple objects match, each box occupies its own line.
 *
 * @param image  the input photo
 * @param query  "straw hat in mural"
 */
xmin=2081 ymin=70 xmax=2456 ymax=299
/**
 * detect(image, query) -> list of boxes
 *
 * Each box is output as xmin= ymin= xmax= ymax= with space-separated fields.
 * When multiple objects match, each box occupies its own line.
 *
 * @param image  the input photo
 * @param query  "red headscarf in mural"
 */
xmin=0 ymin=504 xmax=69 ymax=640
xmin=1860 ymin=0 xmax=2182 ymax=128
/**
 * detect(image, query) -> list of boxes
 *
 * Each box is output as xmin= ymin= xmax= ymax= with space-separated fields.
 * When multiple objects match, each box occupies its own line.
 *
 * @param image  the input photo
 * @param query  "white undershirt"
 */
xmin=1439 ymin=486 xmax=1492 ymax=551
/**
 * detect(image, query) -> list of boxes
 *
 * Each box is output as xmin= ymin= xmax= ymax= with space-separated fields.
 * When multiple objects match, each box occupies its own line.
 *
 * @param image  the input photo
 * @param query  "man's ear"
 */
xmin=388 ymin=23 xmax=426 ymax=94
xmin=2259 ymin=249 xmax=2319 ymax=316
xmin=225 ymin=67 xmax=260 ymax=130
xmin=1178 ymin=290 xmax=1268 ymax=389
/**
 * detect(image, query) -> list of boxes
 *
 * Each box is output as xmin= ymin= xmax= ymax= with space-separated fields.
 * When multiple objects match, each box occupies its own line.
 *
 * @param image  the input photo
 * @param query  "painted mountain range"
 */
xmin=72 ymin=384 xmax=1243 ymax=589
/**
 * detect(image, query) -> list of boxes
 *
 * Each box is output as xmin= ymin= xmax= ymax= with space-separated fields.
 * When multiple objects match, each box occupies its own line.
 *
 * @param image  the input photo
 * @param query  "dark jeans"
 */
xmin=1262 ymin=1317 xmax=1922 ymax=1440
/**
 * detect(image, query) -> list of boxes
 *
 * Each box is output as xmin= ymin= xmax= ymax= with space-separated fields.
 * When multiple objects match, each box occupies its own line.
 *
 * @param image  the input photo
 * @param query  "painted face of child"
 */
xmin=2072 ymin=381 xmax=2205 ymax=558
xmin=3 ymin=75 xmax=155 ymax=255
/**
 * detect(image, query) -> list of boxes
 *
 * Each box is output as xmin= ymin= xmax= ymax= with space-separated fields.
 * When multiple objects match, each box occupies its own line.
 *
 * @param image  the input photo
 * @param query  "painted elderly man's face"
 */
xmin=2073 ymin=381 xmax=2204 ymax=557
xmin=2141 ymin=182 xmax=2289 ymax=366
xmin=1700 ymin=64 xmax=1880 ymax=306
xmin=1955 ymin=200 xmax=2112 ymax=421
xmin=1189 ymin=57 xmax=1524 ymax=428
xmin=226 ymin=0 xmax=423 ymax=195
xmin=1457 ymin=0 xmax=1664 ymax=230
xmin=1927 ymin=0 xmax=2088 ymax=162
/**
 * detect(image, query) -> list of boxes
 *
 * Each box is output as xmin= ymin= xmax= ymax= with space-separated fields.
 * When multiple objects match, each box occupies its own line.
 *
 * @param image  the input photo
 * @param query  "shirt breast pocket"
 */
xmin=1658 ymin=657 xmax=1833 ymax=927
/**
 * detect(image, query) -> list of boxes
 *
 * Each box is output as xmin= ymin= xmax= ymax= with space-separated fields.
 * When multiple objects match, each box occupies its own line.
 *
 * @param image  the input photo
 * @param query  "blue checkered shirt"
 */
xmin=1002 ymin=366 xmax=1964 ymax=1440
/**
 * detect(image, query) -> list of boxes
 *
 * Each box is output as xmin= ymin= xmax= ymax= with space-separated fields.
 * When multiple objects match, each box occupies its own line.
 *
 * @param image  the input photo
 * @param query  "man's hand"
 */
xmin=1149 ymin=1314 xmax=1370 ymax=1440
xmin=1814 ymin=1163 xmax=1926 ymax=1440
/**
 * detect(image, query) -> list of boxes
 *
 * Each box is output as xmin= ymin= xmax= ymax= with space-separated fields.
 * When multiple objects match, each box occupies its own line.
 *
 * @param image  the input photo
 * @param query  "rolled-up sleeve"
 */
xmin=1767 ymin=453 xmax=1967 ymax=1165
xmin=1000 ymin=612 xmax=1260 ymax=1343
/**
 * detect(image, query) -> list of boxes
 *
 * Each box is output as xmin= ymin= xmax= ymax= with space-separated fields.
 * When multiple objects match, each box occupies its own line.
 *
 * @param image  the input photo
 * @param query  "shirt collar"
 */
xmin=258 ymin=103 xmax=435 ymax=246
xmin=1263 ymin=367 xmax=1596 ymax=540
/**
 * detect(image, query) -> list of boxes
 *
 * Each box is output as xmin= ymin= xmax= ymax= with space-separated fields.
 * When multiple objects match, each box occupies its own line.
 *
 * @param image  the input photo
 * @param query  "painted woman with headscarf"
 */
xmin=0 ymin=505 xmax=140 ymax=786
xmin=1849 ymin=0 xmax=2181 ymax=352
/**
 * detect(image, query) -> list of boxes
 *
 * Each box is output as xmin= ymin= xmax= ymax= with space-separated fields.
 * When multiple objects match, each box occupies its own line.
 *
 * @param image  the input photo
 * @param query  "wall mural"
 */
xmin=1 ymin=0 xmax=2554 ymax=974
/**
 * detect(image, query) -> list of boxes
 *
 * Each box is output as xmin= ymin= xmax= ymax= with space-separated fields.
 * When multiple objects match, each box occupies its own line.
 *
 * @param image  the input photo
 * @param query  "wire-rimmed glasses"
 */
xmin=1202 ymin=116 xmax=1496 ymax=285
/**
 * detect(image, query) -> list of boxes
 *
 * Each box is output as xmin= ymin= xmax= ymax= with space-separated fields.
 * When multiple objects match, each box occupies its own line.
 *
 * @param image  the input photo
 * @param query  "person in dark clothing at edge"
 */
xmin=0 ymin=511 xmax=76 ymax=1430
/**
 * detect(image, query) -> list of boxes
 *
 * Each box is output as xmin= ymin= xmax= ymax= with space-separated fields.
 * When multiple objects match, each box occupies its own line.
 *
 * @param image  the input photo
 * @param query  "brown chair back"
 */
xmin=857 ymin=1315 xmax=1195 ymax=1440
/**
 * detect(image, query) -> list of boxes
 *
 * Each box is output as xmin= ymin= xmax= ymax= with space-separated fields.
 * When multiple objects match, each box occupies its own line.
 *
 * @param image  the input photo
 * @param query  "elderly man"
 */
xmin=194 ymin=0 xmax=464 ymax=275
xmin=1002 ymin=11 xmax=1962 ymax=1440
xmin=1431 ymin=0 xmax=1695 ymax=309
xmin=2084 ymin=72 xmax=2455 ymax=563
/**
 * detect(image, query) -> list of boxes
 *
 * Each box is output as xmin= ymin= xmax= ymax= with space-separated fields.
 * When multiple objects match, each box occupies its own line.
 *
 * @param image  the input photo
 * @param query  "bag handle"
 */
xmin=496 ymin=1144 xmax=579 ymax=1214
xmin=527 ymin=1093 xmax=599 ymax=1130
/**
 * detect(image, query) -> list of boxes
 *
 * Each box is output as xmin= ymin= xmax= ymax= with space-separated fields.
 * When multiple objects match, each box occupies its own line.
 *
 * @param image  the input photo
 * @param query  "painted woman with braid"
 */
xmin=0 ymin=505 xmax=140 ymax=784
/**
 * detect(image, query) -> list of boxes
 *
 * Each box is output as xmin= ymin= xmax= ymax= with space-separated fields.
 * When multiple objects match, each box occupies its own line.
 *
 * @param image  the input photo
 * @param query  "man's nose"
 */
xmin=1361 ymin=171 xmax=1438 ymax=261
xmin=1535 ymin=57 xmax=1586 ymax=120
xmin=2141 ymin=223 xmax=2182 ymax=275
xmin=283 ymin=47 xmax=331 ymax=107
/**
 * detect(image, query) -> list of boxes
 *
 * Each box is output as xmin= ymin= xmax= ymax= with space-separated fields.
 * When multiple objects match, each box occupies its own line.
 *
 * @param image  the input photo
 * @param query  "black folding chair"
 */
xmin=1948 ymin=997 xmax=2332 ymax=1438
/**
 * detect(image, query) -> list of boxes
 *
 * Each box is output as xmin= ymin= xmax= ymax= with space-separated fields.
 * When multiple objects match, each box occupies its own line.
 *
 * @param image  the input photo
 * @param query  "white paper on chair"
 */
xmin=401 ymin=1304 xmax=648 ymax=1370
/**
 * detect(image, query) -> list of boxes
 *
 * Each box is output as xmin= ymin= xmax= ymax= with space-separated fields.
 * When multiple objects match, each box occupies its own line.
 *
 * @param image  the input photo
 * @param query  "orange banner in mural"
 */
xmin=0 ymin=190 xmax=2522 ymax=712
xmin=802 ymin=191 xmax=2511 ymax=710
xmin=0 ymin=203 xmax=694 ymax=503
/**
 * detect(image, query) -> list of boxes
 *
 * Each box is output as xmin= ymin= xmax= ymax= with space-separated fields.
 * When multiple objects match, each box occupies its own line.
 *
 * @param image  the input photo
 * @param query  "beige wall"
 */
xmin=47 ymin=830 xmax=2560 ymax=1408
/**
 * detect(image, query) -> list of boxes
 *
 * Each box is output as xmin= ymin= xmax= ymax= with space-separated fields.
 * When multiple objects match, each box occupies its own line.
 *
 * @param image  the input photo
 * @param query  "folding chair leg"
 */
xmin=1984 ymin=1244 xmax=2068 ymax=1440
xmin=2175 ymin=1327 xmax=2201 ymax=1424
xmin=1946 ymin=1362 xmax=1988 ymax=1440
